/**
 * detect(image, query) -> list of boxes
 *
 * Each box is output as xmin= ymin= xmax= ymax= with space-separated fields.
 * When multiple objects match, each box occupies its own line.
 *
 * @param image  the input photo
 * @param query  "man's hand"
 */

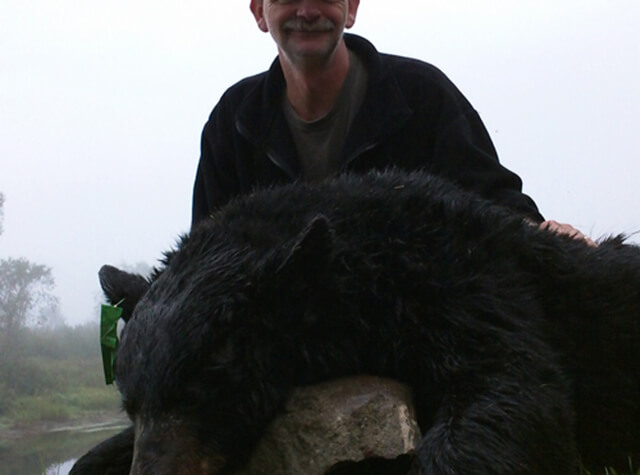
xmin=539 ymin=220 xmax=597 ymax=247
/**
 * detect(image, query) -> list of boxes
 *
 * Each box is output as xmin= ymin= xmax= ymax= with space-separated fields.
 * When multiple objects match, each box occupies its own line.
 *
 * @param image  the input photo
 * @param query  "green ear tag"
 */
xmin=100 ymin=304 xmax=123 ymax=385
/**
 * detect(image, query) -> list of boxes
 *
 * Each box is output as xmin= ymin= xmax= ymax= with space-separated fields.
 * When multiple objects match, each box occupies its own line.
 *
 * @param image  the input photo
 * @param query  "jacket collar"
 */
xmin=235 ymin=34 xmax=413 ymax=179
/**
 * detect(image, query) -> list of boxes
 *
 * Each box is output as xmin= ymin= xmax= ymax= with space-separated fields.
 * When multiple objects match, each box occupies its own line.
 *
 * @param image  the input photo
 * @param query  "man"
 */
xmin=192 ymin=0 xmax=593 ymax=244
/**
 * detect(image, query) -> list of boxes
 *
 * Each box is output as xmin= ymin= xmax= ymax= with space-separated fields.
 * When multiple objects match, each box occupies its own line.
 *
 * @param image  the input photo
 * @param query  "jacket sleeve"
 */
xmin=191 ymin=99 xmax=241 ymax=229
xmin=432 ymin=106 xmax=544 ymax=222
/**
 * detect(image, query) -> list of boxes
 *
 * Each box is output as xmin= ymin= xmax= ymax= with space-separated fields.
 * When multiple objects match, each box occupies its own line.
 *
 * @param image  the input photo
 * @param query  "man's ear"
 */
xmin=98 ymin=265 xmax=150 ymax=323
xmin=250 ymin=0 xmax=269 ymax=33
xmin=346 ymin=0 xmax=360 ymax=29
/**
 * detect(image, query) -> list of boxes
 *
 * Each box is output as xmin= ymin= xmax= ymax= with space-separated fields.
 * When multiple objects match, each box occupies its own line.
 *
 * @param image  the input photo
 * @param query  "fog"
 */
xmin=1 ymin=1 xmax=638 ymax=325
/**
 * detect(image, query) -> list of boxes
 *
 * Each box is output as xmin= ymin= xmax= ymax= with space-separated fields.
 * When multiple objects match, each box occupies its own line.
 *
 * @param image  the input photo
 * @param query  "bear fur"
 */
xmin=71 ymin=170 xmax=639 ymax=474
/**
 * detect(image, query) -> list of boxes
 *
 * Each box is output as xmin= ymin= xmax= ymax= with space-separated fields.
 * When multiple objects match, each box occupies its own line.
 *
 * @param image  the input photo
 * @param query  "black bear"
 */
xmin=71 ymin=170 xmax=639 ymax=475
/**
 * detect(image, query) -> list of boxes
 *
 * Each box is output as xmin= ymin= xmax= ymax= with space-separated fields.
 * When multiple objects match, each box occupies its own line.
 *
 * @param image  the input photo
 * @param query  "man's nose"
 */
xmin=295 ymin=0 xmax=322 ymax=21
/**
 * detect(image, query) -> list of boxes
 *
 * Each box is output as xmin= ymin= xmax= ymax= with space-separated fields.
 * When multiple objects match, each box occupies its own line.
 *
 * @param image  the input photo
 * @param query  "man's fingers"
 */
xmin=539 ymin=220 xmax=597 ymax=247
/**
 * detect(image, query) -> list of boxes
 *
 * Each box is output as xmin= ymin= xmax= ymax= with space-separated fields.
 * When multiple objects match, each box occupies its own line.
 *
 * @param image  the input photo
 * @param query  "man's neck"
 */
xmin=280 ymin=40 xmax=350 ymax=122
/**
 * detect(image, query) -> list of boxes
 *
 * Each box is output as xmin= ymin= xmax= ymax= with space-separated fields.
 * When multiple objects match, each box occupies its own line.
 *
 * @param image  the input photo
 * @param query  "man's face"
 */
xmin=250 ymin=0 xmax=359 ymax=67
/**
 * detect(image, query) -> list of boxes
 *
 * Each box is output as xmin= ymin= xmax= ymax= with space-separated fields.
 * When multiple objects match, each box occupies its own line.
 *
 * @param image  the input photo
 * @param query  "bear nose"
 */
xmin=130 ymin=422 xmax=225 ymax=475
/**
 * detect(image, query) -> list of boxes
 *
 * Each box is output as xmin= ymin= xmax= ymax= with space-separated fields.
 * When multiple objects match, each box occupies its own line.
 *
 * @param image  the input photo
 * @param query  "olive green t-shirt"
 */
xmin=283 ymin=51 xmax=368 ymax=182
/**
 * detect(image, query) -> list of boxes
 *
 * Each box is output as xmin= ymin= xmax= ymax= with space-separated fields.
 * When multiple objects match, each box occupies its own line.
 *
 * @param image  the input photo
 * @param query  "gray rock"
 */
xmin=237 ymin=375 xmax=421 ymax=474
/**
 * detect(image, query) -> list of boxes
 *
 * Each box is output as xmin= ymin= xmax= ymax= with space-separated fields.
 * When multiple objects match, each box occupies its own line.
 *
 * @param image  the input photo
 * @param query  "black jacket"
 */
xmin=192 ymin=34 xmax=543 ymax=228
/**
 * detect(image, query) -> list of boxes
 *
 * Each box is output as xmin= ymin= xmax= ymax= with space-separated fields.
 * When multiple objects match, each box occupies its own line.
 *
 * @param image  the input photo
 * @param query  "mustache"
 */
xmin=282 ymin=18 xmax=335 ymax=32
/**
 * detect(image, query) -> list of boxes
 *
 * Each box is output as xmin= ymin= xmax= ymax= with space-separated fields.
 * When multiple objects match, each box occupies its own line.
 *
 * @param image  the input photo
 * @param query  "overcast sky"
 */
xmin=1 ymin=0 xmax=639 ymax=326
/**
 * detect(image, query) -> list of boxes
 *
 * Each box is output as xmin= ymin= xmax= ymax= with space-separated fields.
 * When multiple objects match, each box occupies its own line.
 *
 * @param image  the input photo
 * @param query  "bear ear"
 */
xmin=98 ymin=265 xmax=150 ymax=323
xmin=277 ymin=215 xmax=335 ymax=280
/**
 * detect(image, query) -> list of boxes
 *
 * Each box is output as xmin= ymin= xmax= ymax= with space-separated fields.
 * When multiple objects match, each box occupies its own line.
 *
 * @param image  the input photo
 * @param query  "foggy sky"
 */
xmin=1 ymin=1 xmax=639 ymax=325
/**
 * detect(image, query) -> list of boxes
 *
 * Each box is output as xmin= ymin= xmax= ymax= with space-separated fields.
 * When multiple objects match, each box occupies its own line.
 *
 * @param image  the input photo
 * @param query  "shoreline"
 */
xmin=0 ymin=412 xmax=129 ymax=442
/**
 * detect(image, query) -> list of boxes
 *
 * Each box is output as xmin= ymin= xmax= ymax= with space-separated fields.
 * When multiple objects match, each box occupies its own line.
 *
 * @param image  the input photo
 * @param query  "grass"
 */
xmin=0 ymin=324 xmax=122 ymax=431
xmin=5 ymin=387 xmax=120 ymax=428
xmin=1 ymin=382 xmax=120 ymax=431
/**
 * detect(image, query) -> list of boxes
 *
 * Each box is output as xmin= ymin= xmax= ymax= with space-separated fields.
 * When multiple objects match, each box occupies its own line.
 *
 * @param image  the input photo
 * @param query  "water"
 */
xmin=0 ymin=419 xmax=128 ymax=475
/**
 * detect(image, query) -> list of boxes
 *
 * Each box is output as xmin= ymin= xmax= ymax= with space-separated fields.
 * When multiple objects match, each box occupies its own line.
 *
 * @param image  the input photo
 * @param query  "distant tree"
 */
xmin=0 ymin=257 xmax=58 ymax=352
xmin=41 ymin=304 xmax=66 ymax=329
